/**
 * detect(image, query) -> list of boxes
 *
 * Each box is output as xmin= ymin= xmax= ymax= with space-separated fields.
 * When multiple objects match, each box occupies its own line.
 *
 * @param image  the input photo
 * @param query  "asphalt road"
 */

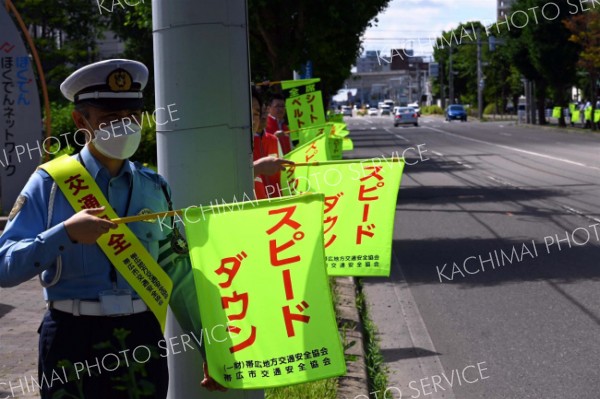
xmin=349 ymin=114 xmax=600 ymax=398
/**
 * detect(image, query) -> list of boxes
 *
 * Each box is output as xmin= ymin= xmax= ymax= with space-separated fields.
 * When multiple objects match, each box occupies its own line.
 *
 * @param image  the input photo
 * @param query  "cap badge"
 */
xmin=107 ymin=68 xmax=133 ymax=92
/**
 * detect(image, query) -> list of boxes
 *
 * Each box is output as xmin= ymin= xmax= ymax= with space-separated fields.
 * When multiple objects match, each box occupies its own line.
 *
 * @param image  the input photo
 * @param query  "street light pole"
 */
xmin=477 ymin=27 xmax=483 ymax=120
xmin=449 ymin=44 xmax=454 ymax=105
xmin=440 ymin=59 xmax=445 ymax=109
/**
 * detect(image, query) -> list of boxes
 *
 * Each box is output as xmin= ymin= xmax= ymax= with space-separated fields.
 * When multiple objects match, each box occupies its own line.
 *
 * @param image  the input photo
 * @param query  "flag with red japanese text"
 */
xmin=281 ymin=79 xmax=326 ymax=131
xmin=281 ymin=134 xmax=330 ymax=195
xmin=184 ymin=194 xmax=346 ymax=388
xmin=287 ymin=159 xmax=404 ymax=277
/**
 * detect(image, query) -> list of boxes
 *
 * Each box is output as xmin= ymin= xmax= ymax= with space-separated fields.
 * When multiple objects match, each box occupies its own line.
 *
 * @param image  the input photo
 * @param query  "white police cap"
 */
xmin=60 ymin=59 xmax=148 ymax=109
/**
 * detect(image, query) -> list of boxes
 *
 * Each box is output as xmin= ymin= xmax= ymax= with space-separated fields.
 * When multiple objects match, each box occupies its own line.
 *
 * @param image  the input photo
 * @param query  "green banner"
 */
xmin=552 ymin=107 xmax=561 ymax=119
xmin=286 ymin=159 xmax=404 ymax=277
xmin=281 ymin=79 xmax=326 ymax=131
xmin=184 ymin=194 xmax=346 ymax=389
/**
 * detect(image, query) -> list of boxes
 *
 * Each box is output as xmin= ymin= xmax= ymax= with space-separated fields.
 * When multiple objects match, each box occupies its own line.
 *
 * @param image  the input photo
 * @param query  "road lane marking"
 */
xmin=424 ymin=126 xmax=600 ymax=171
xmin=432 ymin=151 xmax=444 ymax=156
xmin=561 ymin=205 xmax=600 ymax=224
xmin=455 ymin=160 xmax=472 ymax=169
xmin=487 ymin=175 xmax=518 ymax=187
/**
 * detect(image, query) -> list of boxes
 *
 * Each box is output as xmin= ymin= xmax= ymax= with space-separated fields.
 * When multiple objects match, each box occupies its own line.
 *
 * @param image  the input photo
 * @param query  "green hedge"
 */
xmin=421 ymin=105 xmax=444 ymax=115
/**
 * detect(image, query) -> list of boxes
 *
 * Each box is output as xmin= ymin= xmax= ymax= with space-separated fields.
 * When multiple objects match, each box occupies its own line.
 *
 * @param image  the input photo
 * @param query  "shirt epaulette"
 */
xmin=134 ymin=162 xmax=167 ymax=185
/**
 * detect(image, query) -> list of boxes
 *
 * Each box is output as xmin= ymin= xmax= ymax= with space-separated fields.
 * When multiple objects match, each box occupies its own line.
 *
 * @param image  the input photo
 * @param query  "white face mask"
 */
xmin=86 ymin=119 xmax=142 ymax=160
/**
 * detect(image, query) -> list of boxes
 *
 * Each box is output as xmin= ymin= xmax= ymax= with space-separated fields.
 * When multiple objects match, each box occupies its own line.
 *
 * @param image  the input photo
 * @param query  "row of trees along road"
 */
xmin=432 ymin=0 xmax=600 ymax=128
xmin=18 ymin=0 xmax=392 ymax=109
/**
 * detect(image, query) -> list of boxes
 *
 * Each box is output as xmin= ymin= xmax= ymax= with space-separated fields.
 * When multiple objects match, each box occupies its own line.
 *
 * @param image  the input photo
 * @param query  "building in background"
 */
xmin=345 ymin=49 xmax=431 ymax=108
xmin=97 ymin=31 xmax=126 ymax=59
xmin=497 ymin=0 xmax=515 ymax=20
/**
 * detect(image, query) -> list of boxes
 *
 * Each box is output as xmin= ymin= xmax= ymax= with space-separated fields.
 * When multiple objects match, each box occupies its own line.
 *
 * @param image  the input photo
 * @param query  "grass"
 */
xmin=355 ymin=278 xmax=390 ymax=398
xmin=265 ymin=378 xmax=338 ymax=399
xmin=265 ymin=278 xmax=341 ymax=399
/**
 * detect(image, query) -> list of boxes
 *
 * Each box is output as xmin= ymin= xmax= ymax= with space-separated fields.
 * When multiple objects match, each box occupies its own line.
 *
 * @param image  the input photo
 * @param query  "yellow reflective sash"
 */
xmin=40 ymin=155 xmax=172 ymax=332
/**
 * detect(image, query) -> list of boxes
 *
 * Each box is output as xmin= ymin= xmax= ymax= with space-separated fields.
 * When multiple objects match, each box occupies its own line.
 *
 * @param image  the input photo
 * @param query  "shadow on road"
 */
xmin=0 ymin=303 xmax=15 ymax=319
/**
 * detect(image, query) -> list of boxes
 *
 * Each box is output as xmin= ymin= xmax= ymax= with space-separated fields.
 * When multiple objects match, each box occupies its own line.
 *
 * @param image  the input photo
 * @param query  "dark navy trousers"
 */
xmin=38 ymin=309 xmax=168 ymax=399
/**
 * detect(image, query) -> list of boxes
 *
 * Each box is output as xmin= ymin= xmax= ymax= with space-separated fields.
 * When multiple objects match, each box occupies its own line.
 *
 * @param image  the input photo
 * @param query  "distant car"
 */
xmin=445 ymin=104 xmax=467 ymax=121
xmin=368 ymin=107 xmax=379 ymax=116
xmin=394 ymin=107 xmax=419 ymax=127
xmin=341 ymin=106 xmax=353 ymax=117
xmin=380 ymin=105 xmax=392 ymax=116
xmin=407 ymin=102 xmax=421 ymax=116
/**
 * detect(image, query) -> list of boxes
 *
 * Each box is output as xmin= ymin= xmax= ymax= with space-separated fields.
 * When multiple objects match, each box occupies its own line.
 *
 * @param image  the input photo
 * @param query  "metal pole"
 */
xmin=440 ymin=60 xmax=445 ymax=109
xmin=449 ymin=45 xmax=454 ymax=105
xmin=525 ymin=79 xmax=531 ymax=124
xmin=477 ymin=28 xmax=483 ymax=120
xmin=153 ymin=0 xmax=262 ymax=398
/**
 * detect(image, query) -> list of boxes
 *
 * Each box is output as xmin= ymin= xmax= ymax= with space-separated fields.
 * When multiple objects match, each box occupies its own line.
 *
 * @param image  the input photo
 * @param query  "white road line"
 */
xmin=424 ymin=126 xmax=600 ymax=171
xmin=394 ymin=134 xmax=409 ymax=142
xmin=487 ymin=175 xmax=518 ymax=187
xmin=561 ymin=205 xmax=600 ymax=224
xmin=432 ymin=151 xmax=444 ymax=157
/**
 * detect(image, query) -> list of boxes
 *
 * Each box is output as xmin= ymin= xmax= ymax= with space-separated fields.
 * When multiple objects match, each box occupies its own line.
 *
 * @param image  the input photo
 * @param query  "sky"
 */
xmin=362 ymin=0 xmax=497 ymax=58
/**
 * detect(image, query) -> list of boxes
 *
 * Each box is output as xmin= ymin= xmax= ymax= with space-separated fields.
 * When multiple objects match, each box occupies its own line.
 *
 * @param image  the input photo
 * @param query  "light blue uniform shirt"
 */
xmin=0 ymin=146 xmax=170 ymax=301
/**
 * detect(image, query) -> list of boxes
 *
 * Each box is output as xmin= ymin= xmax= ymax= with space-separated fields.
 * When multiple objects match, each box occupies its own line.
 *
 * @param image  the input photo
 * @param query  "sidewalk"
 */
xmin=0 ymin=277 xmax=45 ymax=398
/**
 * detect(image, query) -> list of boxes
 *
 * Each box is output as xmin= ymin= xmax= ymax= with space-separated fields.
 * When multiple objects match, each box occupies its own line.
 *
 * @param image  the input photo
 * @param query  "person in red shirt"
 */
xmin=265 ymin=93 xmax=293 ymax=155
xmin=251 ymin=89 xmax=293 ymax=199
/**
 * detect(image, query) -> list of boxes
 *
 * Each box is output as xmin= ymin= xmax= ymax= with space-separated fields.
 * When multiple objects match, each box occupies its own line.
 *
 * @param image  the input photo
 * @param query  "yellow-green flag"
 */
xmin=552 ymin=107 xmax=561 ymax=119
xmin=330 ymin=122 xmax=349 ymax=137
xmin=298 ymin=124 xmax=329 ymax=145
xmin=184 ymin=194 xmax=346 ymax=389
xmin=281 ymin=79 xmax=326 ymax=131
xmin=282 ymin=134 xmax=330 ymax=195
xmin=329 ymin=136 xmax=343 ymax=160
xmin=342 ymin=138 xmax=354 ymax=151
xmin=288 ymin=159 xmax=404 ymax=277
xmin=328 ymin=112 xmax=344 ymax=123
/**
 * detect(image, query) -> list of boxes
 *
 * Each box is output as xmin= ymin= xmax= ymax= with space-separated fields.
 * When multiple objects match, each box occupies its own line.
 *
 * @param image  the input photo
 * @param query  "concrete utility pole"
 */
xmin=153 ymin=0 xmax=262 ymax=398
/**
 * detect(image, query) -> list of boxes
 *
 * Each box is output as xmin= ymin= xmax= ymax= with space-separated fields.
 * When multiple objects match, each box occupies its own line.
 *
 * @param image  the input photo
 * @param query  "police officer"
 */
xmin=0 ymin=59 xmax=224 ymax=398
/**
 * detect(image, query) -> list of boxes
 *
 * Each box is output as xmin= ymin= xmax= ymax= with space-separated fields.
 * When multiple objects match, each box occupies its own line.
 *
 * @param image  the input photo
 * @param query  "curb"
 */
xmin=335 ymin=277 xmax=369 ymax=399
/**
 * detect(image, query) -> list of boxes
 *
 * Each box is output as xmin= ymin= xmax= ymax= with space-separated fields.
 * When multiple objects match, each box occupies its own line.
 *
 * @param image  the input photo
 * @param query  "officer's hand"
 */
xmin=201 ymin=362 xmax=227 ymax=392
xmin=274 ymin=130 xmax=286 ymax=137
xmin=253 ymin=157 xmax=294 ymax=177
xmin=64 ymin=207 xmax=117 ymax=244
